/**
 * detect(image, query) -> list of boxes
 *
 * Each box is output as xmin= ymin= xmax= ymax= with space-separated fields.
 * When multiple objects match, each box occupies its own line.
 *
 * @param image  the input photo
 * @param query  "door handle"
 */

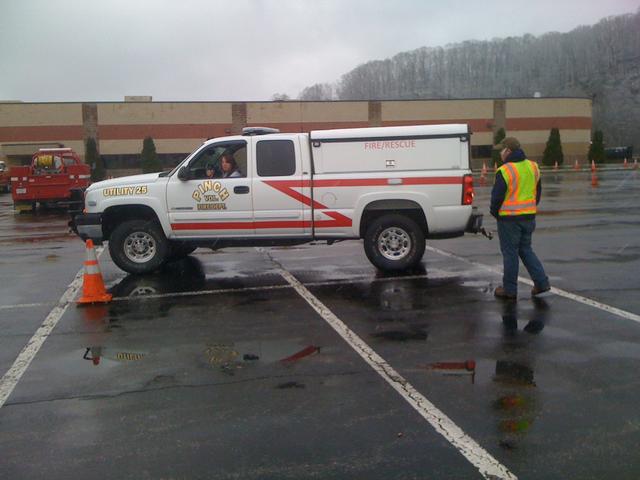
xmin=234 ymin=186 xmax=250 ymax=194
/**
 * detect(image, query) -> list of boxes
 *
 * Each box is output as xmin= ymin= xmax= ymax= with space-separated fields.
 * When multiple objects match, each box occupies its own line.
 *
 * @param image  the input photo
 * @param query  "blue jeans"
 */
xmin=497 ymin=219 xmax=549 ymax=295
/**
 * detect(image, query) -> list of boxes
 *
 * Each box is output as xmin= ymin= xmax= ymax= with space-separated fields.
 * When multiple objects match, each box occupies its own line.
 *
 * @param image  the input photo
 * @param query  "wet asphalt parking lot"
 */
xmin=0 ymin=168 xmax=639 ymax=479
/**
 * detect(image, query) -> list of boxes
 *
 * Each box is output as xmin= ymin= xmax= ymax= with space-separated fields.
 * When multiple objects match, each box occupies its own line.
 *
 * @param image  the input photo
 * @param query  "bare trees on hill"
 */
xmin=300 ymin=10 xmax=640 ymax=150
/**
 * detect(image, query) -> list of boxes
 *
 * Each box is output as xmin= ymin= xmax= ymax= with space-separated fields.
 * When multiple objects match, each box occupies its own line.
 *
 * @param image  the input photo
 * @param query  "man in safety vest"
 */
xmin=490 ymin=137 xmax=550 ymax=300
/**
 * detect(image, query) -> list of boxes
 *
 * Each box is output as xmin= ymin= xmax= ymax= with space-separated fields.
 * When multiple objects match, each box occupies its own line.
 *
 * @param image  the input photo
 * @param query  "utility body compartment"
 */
xmin=310 ymin=124 xmax=470 ymax=173
xmin=71 ymin=124 xmax=481 ymax=275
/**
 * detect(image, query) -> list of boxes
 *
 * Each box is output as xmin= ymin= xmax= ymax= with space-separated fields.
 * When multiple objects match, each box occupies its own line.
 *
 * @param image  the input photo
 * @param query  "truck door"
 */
xmin=251 ymin=136 xmax=311 ymax=237
xmin=166 ymin=140 xmax=254 ymax=238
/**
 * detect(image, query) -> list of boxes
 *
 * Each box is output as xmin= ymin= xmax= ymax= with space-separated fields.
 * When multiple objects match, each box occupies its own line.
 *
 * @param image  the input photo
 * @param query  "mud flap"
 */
xmin=466 ymin=211 xmax=493 ymax=239
xmin=465 ymin=211 xmax=483 ymax=233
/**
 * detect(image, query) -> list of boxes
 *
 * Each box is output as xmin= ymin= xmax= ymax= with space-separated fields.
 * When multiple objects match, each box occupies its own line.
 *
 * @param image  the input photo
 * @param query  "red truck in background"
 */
xmin=10 ymin=148 xmax=91 ymax=212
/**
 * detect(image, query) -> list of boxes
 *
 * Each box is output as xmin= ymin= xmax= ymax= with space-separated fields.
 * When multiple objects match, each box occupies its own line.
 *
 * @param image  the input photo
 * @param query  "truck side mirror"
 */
xmin=177 ymin=166 xmax=191 ymax=181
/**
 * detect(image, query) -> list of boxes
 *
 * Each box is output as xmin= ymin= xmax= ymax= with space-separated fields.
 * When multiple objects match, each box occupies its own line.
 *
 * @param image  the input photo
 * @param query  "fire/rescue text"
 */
xmin=364 ymin=140 xmax=416 ymax=150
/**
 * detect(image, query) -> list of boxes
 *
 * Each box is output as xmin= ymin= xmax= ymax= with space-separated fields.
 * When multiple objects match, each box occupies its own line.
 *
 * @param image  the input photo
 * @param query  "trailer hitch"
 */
xmin=465 ymin=211 xmax=492 ymax=239
xmin=479 ymin=227 xmax=493 ymax=240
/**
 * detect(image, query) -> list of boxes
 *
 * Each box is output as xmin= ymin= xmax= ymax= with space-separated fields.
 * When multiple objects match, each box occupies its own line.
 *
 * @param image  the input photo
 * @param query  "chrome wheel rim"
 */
xmin=129 ymin=286 xmax=158 ymax=297
xmin=378 ymin=227 xmax=411 ymax=260
xmin=124 ymin=231 xmax=156 ymax=264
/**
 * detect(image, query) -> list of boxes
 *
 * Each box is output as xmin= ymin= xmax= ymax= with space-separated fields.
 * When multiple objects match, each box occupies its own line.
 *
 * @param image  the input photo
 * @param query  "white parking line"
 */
xmin=260 ymin=252 xmax=516 ymax=480
xmin=425 ymin=245 xmax=640 ymax=324
xmin=0 ymin=272 xmax=448 ymax=311
xmin=0 ymin=247 xmax=103 ymax=409
xmin=0 ymin=302 xmax=54 ymax=311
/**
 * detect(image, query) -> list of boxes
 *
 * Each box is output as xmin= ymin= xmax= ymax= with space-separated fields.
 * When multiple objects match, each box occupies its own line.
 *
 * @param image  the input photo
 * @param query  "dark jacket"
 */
xmin=490 ymin=149 xmax=542 ymax=220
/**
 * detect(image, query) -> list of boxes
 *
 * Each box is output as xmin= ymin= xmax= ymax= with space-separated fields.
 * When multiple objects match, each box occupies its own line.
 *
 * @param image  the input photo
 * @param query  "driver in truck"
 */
xmin=220 ymin=152 xmax=242 ymax=178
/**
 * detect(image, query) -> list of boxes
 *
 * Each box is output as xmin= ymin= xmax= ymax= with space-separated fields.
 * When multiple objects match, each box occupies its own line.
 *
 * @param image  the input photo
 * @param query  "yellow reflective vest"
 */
xmin=497 ymin=159 xmax=540 ymax=216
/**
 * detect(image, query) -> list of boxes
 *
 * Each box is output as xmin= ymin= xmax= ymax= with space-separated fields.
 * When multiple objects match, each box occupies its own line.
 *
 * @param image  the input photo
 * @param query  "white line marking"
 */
xmin=0 ymin=302 xmax=53 ymax=311
xmin=0 ymin=273 xmax=448 ymax=311
xmin=104 ymin=273 xmax=443 ymax=303
xmin=260 ymin=251 xmax=516 ymax=480
xmin=425 ymin=245 xmax=640 ymax=324
xmin=103 ymin=272 xmax=452 ymax=303
xmin=0 ymin=247 xmax=103 ymax=408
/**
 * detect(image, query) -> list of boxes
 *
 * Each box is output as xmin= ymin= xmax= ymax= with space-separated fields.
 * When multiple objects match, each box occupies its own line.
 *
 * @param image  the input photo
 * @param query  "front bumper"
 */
xmin=69 ymin=212 xmax=103 ymax=243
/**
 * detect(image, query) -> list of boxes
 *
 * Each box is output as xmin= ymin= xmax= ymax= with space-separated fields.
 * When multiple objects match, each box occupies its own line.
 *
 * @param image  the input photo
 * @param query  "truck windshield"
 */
xmin=160 ymin=148 xmax=203 ymax=177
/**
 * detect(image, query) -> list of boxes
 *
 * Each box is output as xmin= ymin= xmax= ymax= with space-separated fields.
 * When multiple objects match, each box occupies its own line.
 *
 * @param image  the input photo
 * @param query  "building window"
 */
xmin=471 ymin=145 xmax=493 ymax=158
xmin=102 ymin=153 xmax=189 ymax=170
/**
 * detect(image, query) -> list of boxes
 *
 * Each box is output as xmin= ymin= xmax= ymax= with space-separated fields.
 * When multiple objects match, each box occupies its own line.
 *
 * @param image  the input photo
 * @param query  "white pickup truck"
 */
xmin=71 ymin=124 xmax=483 ymax=274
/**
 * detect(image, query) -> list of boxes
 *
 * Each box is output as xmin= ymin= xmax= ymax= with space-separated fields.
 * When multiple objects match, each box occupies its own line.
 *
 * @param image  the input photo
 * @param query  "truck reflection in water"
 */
xmin=83 ymin=341 xmax=321 ymax=373
xmin=110 ymin=256 xmax=207 ymax=298
xmin=83 ymin=346 xmax=146 ymax=365
xmin=423 ymin=360 xmax=477 ymax=384
xmin=82 ymin=256 xmax=322 ymax=383
xmin=501 ymin=297 xmax=550 ymax=337
xmin=88 ymin=256 xmax=210 ymax=322
xmin=368 ymin=267 xmax=434 ymax=344
xmin=494 ymin=297 xmax=550 ymax=450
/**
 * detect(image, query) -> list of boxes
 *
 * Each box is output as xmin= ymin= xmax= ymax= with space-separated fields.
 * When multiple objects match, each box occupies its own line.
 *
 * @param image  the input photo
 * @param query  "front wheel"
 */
xmin=109 ymin=219 xmax=169 ymax=274
xmin=363 ymin=214 xmax=425 ymax=271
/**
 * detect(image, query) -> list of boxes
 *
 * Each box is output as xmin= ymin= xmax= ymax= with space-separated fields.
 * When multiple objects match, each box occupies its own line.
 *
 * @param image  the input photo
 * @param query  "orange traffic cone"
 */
xmin=78 ymin=239 xmax=112 ymax=304
xmin=624 ymin=158 xmax=628 ymax=168
xmin=479 ymin=162 xmax=487 ymax=185
xmin=591 ymin=172 xmax=599 ymax=187
xmin=553 ymin=161 xmax=558 ymax=171
xmin=634 ymin=159 xmax=638 ymax=169
xmin=591 ymin=160 xmax=596 ymax=172
xmin=574 ymin=159 xmax=580 ymax=171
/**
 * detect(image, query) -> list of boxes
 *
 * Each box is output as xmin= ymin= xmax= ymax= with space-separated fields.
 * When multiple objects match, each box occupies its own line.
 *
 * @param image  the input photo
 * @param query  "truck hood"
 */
xmin=87 ymin=173 xmax=162 ymax=192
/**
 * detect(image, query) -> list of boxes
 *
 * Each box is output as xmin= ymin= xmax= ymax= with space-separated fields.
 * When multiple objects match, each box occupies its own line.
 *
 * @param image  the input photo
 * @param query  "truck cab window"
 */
xmin=256 ymin=140 xmax=295 ymax=177
xmin=53 ymin=156 xmax=63 ymax=171
xmin=189 ymin=141 xmax=247 ymax=179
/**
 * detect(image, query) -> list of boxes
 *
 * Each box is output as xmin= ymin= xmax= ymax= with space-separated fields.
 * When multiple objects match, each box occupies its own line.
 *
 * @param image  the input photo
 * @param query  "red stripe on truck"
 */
xmin=311 ymin=177 xmax=462 ymax=187
xmin=171 ymin=212 xmax=352 ymax=231
xmin=171 ymin=176 xmax=458 ymax=231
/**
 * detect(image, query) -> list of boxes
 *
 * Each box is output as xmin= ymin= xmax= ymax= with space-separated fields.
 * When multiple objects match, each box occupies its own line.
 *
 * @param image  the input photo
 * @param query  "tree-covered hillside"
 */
xmin=300 ymin=10 xmax=640 ymax=151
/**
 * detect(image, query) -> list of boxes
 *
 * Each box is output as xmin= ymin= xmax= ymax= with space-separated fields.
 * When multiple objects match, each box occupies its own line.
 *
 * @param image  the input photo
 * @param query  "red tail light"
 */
xmin=462 ymin=174 xmax=474 ymax=205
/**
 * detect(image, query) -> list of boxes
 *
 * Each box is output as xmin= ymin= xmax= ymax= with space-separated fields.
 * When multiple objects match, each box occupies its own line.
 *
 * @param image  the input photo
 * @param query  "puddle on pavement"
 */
xmin=276 ymin=381 xmax=306 ymax=389
xmin=494 ymin=360 xmax=536 ymax=386
xmin=109 ymin=257 xmax=287 ymax=300
xmin=419 ymin=360 xmax=477 ymax=383
xmin=371 ymin=329 xmax=428 ymax=341
xmin=82 ymin=346 xmax=147 ymax=365
xmin=79 ymin=339 xmax=323 ymax=377
xmin=109 ymin=257 xmax=206 ymax=298
xmin=202 ymin=341 xmax=321 ymax=376
xmin=204 ymin=342 xmax=319 ymax=365
xmin=501 ymin=298 xmax=550 ymax=337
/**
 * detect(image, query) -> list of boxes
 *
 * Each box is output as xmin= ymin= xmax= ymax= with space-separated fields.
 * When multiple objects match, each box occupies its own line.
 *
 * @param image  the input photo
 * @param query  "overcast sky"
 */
xmin=1 ymin=0 xmax=638 ymax=102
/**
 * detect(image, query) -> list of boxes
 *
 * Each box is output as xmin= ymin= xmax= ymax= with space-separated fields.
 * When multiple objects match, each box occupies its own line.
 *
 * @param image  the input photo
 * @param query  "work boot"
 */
xmin=494 ymin=286 xmax=516 ymax=300
xmin=531 ymin=285 xmax=551 ymax=296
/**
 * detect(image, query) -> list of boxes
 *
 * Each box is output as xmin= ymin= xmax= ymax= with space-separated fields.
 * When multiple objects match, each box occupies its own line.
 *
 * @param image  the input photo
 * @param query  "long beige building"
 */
xmin=0 ymin=98 xmax=592 ymax=172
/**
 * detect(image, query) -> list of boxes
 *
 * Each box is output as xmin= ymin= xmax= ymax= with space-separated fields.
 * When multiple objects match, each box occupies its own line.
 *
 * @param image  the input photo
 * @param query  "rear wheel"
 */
xmin=109 ymin=219 xmax=169 ymax=274
xmin=363 ymin=214 xmax=425 ymax=271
